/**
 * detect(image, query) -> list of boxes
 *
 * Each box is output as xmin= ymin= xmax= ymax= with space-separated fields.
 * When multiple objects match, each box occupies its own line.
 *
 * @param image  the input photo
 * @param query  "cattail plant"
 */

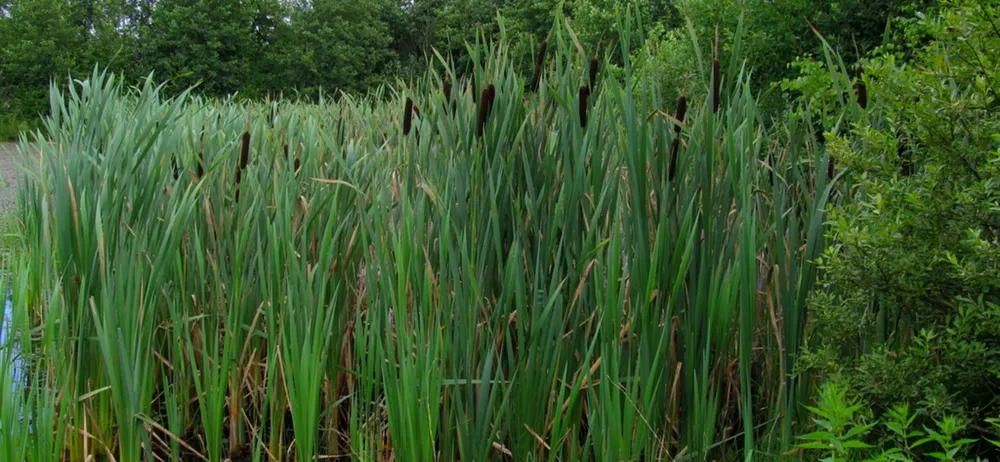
xmin=476 ymin=86 xmax=490 ymax=138
xmin=197 ymin=126 xmax=206 ymax=178
xmin=674 ymin=96 xmax=687 ymax=133
xmin=529 ymin=39 xmax=548 ymax=92
xmin=589 ymin=57 xmax=599 ymax=90
xmin=669 ymin=138 xmax=681 ymax=181
xmin=235 ymin=131 xmax=250 ymax=201
xmin=815 ymin=127 xmax=826 ymax=146
xmin=13 ymin=23 xmax=837 ymax=462
xmin=712 ymin=58 xmax=721 ymax=114
xmin=471 ymin=73 xmax=478 ymax=103
xmin=239 ymin=132 xmax=250 ymax=172
xmin=403 ymin=97 xmax=414 ymax=136
xmin=485 ymin=84 xmax=495 ymax=118
xmin=336 ymin=102 xmax=346 ymax=141
xmin=855 ymin=66 xmax=867 ymax=109
xmin=669 ymin=96 xmax=687 ymax=181
xmin=284 ymin=143 xmax=301 ymax=173
xmin=443 ymin=77 xmax=453 ymax=114
xmin=171 ymin=156 xmax=180 ymax=180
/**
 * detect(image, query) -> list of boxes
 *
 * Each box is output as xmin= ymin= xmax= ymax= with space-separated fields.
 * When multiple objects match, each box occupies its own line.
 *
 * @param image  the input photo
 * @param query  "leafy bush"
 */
xmin=0 ymin=115 xmax=32 ymax=142
xmin=794 ymin=0 xmax=1000 ymax=457
xmin=796 ymin=384 xmax=994 ymax=461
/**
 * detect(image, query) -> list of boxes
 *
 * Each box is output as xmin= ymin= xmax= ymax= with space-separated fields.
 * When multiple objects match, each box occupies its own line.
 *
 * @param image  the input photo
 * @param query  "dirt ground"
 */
xmin=0 ymin=143 xmax=22 ymax=216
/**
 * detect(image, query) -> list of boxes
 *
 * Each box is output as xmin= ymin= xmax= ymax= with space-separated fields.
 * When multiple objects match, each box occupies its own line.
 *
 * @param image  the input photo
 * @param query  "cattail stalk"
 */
xmin=668 ymin=139 xmax=681 ymax=181
xmin=530 ymin=39 xmax=548 ymax=92
xmin=403 ymin=98 xmax=414 ymax=136
xmin=855 ymin=66 xmax=868 ymax=109
xmin=471 ymin=74 xmax=478 ymax=103
xmin=284 ymin=143 xmax=301 ymax=173
xmin=674 ymin=96 xmax=687 ymax=134
xmin=197 ymin=126 xmax=206 ymax=178
xmin=443 ymin=77 xmax=452 ymax=114
xmin=668 ymin=96 xmax=687 ymax=181
xmin=712 ymin=59 xmax=721 ymax=114
xmin=589 ymin=57 xmax=599 ymax=90
xmin=578 ymin=85 xmax=591 ymax=127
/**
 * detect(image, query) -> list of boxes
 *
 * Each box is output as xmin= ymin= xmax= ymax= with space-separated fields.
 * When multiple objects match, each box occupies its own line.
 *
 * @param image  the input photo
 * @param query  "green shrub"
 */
xmin=797 ymin=388 xmax=991 ymax=461
xmin=793 ymin=1 xmax=1000 ymax=457
xmin=0 ymin=114 xmax=35 ymax=141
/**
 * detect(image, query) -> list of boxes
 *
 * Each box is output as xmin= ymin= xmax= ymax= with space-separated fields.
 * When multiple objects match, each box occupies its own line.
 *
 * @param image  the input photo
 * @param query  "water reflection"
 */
xmin=1 ymin=296 xmax=20 ymax=386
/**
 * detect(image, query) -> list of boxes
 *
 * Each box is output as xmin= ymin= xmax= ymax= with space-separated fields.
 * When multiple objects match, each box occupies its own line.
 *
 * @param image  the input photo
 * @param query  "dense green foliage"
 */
xmin=3 ymin=0 xmax=1000 ymax=460
xmin=1 ymin=0 xmax=930 ymax=139
xmin=789 ymin=1 xmax=1000 ymax=459
xmin=3 ymin=13 xmax=837 ymax=460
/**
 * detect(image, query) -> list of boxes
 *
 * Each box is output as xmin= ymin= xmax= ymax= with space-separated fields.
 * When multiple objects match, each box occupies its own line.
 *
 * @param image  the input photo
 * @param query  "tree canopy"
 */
xmin=1 ymin=0 xmax=927 ymax=131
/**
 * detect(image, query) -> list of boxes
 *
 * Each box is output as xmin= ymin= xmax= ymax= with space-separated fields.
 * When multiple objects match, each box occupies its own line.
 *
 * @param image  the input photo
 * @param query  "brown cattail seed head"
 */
xmin=530 ymin=39 xmax=548 ymax=92
xmin=403 ymin=98 xmax=414 ymax=136
xmin=675 ymin=96 xmax=687 ymax=133
xmin=239 ymin=132 xmax=251 ymax=171
xmin=578 ymin=85 xmax=591 ymax=127
xmin=476 ymin=87 xmax=490 ymax=138
xmin=855 ymin=66 xmax=868 ymax=109
xmin=589 ymin=57 xmax=599 ymax=89
xmin=712 ymin=59 xmax=721 ymax=114
xmin=235 ymin=131 xmax=251 ymax=202
xmin=827 ymin=156 xmax=835 ymax=180
xmin=669 ymin=138 xmax=680 ymax=181
xmin=485 ymin=84 xmax=496 ymax=118
xmin=443 ymin=77 xmax=452 ymax=103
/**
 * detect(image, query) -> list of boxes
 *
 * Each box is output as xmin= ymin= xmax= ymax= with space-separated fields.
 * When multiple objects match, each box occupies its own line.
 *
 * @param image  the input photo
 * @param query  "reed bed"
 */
xmin=0 ymin=18 xmax=848 ymax=462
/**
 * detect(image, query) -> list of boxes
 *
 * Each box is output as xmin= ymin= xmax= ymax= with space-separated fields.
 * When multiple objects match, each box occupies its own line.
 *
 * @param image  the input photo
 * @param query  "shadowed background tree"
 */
xmin=142 ymin=0 xmax=284 ymax=96
xmin=0 ymin=0 xmax=84 ymax=119
xmin=287 ymin=0 xmax=396 ymax=96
